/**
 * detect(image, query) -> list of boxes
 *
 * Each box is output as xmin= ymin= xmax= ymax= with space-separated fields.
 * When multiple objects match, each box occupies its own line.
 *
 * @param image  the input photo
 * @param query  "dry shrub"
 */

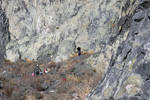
xmin=0 ymin=76 xmax=6 ymax=81
xmin=49 ymin=74 xmax=60 ymax=81
xmin=26 ymin=58 xmax=32 ymax=65
xmin=64 ymin=60 xmax=78 ymax=71
xmin=83 ymin=70 xmax=94 ymax=79
xmin=40 ymin=64 xmax=45 ymax=67
xmin=2 ymin=59 xmax=13 ymax=66
xmin=47 ymin=60 xmax=56 ymax=66
xmin=91 ymin=73 xmax=102 ymax=83
xmin=4 ymin=84 xmax=14 ymax=98
xmin=56 ymin=81 xmax=75 ymax=93
xmin=69 ymin=53 xmax=78 ymax=58
xmin=93 ymin=68 xmax=97 ymax=73
xmin=87 ymin=73 xmax=102 ymax=88
xmin=11 ymin=59 xmax=40 ymax=75
xmin=25 ymin=76 xmax=44 ymax=92
xmin=25 ymin=95 xmax=36 ymax=100
xmin=31 ymin=81 xmax=43 ymax=91
xmin=72 ymin=83 xmax=92 ymax=99
xmin=66 ymin=75 xmax=81 ymax=83
xmin=12 ymin=89 xmax=26 ymax=100
xmin=49 ymin=93 xmax=71 ymax=100
xmin=112 ymin=23 xmax=115 ymax=28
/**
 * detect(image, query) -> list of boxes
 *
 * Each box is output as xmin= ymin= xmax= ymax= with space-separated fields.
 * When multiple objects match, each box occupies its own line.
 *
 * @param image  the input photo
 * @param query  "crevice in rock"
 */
xmin=123 ymin=49 xmax=131 ymax=61
xmin=134 ymin=17 xmax=144 ymax=22
xmin=108 ymin=15 xmax=130 ymax=45
xmin=146 ymin=77 xmax=150 ymax=81
xmin=18 ymin=50 xmax=22 ymax=59
xmin=122 ymin=0 xmax=130 ymax=13
xmin=49 ymin=0 xmax=65 ymax=5
xmin=132 ymin=32 xmax=139 ymax=36
xmin=139 ymin=1 xmax=150 ymax=9
xmin=148 ymin=15 xmax=150 ymax=20
xmin=21 ymin=1 xmax=29 ymax=14
xmin=141 ymin=52 xmax=146 ymax=55
xmin=70 ymin=3 xmax=82 ymax=18
xmin=73 ymin=34 xmax=79 ymax=54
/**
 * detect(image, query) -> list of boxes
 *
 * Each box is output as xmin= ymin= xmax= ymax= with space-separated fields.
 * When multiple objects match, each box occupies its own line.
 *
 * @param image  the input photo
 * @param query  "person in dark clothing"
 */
xmin=77 ymin=47 xmax=81 ymax=56
xmin=34 ymin=64 xmax=41 ymax=75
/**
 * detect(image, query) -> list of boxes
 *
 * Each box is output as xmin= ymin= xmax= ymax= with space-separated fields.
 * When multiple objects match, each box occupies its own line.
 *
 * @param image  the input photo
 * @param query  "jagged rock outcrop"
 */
xmin=0 ymin=5 xmax=10 ymax=65
xmin=1 ymin=0 xmax=150 ymax=99
xmin=0 ymin=0 xmax=137 ymax=66
xmin=86 ymin=0 xmax=150 ymax=100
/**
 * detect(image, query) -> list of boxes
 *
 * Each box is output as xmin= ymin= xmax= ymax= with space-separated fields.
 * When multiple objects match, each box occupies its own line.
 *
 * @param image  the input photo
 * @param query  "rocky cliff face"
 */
xmin=0 ymin=5 xmax=10 ymax=65
xmin=86 ymin=0 xmax=150 ymax=100
xmin=0 ymin=0 xmax=150 ymax=99
xmin=0 ymin=0 xmax=137 ymax=64
xmin=0 ymin=0 xmax=139 ymax=74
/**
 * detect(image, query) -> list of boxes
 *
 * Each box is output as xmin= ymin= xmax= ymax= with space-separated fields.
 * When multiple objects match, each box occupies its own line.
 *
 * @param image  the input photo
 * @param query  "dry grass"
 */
xmin=25 ymin=95 xmax=36 ymax=100
xmin=2 ymin=59 xmax=13 ymax=66
xmin=66 ymin=75 xmax=81 ymax=83
xmin=112 ymin=23 xmax=115 ymax=28
xmin=0 ymin=53 xmax=103 ymax=100
xmin=25 ymin=58 xmax=33 ymax=65
xmin=27 ymin=76 xmax=44 ymax=91
xmin=72 ymin=83 xmax=92 ymax=99
xmin=4 ymin=84 xmax=14 ymax=98
xmin=82 ymin=51 xmax=94 ymax=55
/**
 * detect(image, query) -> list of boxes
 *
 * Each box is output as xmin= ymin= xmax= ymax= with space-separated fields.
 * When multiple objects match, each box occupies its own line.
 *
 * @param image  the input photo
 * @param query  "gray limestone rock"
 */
xmin=0 ymin=6 xmax=10 ymax=65
xmin=85 ymin=0 xmax=150 ymax=100
xmin=0 ymin=0 xmax=137 ymax=64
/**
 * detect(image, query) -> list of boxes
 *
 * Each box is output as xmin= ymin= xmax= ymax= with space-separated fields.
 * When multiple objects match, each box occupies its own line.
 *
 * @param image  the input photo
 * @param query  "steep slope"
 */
xmin=0 ymin=5 xmax=10 ymax=65
xmin=1 ymin=0 xmax=150 ymax=100
xmin=1 ymin=0 xmax=138 ymax=65
xmin=86 ymin=0 xmax=150 ymax=100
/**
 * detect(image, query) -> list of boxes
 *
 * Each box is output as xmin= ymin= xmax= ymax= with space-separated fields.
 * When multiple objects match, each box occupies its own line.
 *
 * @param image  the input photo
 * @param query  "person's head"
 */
xmin=36 ymin=64 xmax=39 ymax=67
xmin=77 ymin=47 xmax=81 ymax=51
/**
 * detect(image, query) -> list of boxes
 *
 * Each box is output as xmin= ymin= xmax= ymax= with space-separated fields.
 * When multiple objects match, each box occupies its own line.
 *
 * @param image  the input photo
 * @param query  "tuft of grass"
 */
xmin=72 ymin=83 xmax=92 ymax=99
xmin=2 ymin=59 xmax=13 ymax=66
xmin=56 ymin=27 xmax=59 ymax=29
xmin=66 ymin=75 xmax=81 ymax=83
xmin=112 ymin=23 xmax=115 ymax=28
xmin=26 ymin=58 xmax=32 ymax=65
xmin=93 ymin=68 xmax=97 ymax=73
xmin=82 ymin=51 xmax=94 ymax=55
xmin=4 ymin=84 xmax=14 ymax=98
xmin=47 ymin=53 xmax=50 ymax=56
xmin=29 ymin=77 xmax=44 ymax=91
xmin=25 ymin=95 xmax=36 ymax=100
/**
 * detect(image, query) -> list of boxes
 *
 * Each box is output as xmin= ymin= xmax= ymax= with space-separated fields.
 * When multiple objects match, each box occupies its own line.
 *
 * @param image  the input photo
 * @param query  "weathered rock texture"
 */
xmin=86 ymin=0 xmax=150 ymax=100
xmin=0 ymin=0 xmax=137 ymax=65
xmin=0 ymin=0 xmax=150 ymax=99
xmin=0 ymin=5 xmax=10 ymax=65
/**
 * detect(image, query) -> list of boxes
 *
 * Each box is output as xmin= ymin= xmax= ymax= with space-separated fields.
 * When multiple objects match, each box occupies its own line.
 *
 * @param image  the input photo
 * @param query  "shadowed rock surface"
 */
xmin=86 ymin=0 xmax=150 ymax=100
xmin=0 ymin=6 xmax=10 ymax=65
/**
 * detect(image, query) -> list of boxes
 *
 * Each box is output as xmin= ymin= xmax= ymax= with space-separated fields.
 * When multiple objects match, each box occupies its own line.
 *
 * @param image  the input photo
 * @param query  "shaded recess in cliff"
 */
xmin=0 ymin=6 xmax=10 ymax=65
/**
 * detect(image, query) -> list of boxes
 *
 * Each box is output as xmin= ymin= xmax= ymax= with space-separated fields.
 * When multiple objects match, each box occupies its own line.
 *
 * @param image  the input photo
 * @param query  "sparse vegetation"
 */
xmin=0 ymin=53 xmax=102 ymax=99
xmin=66 ymin=75 xmax=81 ymax=83
xmin=4 ymin=83 xmax=14 ymax=98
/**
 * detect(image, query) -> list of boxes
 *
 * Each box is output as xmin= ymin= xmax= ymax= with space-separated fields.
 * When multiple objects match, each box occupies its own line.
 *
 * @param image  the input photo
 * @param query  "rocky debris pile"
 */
xmin=0 ymin=53 xmax=101 ymax=100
